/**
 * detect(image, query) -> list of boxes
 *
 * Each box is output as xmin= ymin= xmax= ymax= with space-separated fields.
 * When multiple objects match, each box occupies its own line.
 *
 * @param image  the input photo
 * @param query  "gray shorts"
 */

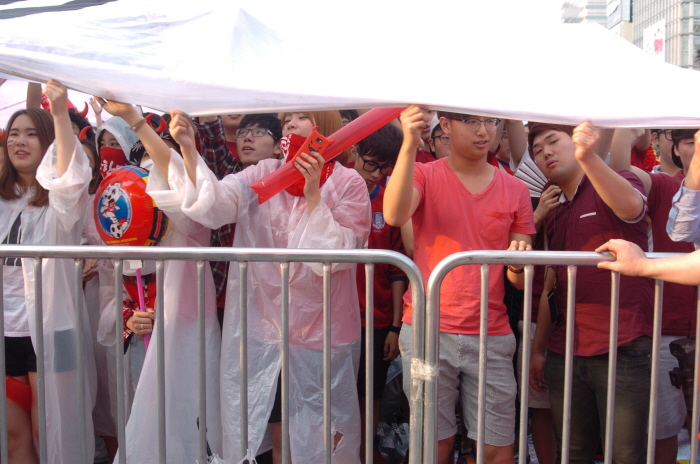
xmin=399 ymin=324 xmax=517 ymax=446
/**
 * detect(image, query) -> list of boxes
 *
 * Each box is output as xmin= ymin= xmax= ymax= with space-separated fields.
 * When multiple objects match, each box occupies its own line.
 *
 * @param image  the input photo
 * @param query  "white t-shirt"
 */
xmin=3 ymin=213 xmax=28 ymax=336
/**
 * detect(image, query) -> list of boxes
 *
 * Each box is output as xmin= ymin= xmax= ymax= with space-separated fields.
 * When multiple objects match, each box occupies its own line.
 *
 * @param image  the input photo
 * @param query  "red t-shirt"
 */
xmin=647 ymin=170 xmax=697 ymax=336
xmin=631 ymin=143 xmax=659 ymax=172
xmin=226 ymin=141 xmax=240 ymax=163
xmin=357 ymin=185 xmax=407 ymax=328
xmin=403 ymin=159 xmax=536 ymax=335
xmin=545 ymin=172 xmax=653 ymax=356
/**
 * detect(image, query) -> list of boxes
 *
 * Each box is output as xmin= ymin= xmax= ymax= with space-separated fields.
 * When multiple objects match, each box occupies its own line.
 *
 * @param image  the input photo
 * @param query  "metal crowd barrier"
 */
xmin=0 ymin=245 xmax=424 ymax=464
xmin=425 ymin=250 xmax=699 ymax=464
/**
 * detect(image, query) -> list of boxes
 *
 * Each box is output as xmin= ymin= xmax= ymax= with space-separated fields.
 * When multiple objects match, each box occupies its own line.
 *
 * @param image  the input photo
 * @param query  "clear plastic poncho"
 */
xmin=109 ymin=150 xmax=223 ymax=464
xmin=0 ymin=137 xmax=97 ymax=463
xmin=161 ymin=152 xmax=371 ymax=463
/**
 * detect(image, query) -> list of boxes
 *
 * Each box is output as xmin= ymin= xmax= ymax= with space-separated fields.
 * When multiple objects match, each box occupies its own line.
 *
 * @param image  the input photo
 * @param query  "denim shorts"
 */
xmin=545 ymin=336 xmax=651 ymax=464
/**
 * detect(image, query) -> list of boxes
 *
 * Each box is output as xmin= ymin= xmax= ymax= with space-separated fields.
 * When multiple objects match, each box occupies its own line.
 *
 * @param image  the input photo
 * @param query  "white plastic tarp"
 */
xmin=0 ymin=0 xmax=698 ymax=126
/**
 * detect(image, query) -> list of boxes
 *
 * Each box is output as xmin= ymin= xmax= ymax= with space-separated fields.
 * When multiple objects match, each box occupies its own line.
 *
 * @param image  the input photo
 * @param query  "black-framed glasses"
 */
xmin=359 ymin=155 xmax=392 ymax=175
xmin=435 ymin=135 xmax=450 ymax=145
xmin=235 ymin=127 xmax=274 ymax=138
xmin=658 ymin=129 xmax=673 ymax=141
xmin=453 ymin=117 xmax=501 ymax=132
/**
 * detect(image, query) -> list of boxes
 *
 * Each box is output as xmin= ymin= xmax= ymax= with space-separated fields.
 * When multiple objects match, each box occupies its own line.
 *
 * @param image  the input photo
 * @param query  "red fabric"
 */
xmin=545 ymin=173 xmax=653 ymax=356
xmin=415 ymin=148 xmax=436 ymax=164
xmin=357 ymin=185 xmax=407 ymax=328
xmin=404 ymin=159 xmax=535 ymax=335
xmin=631 ymin=143 xmax=659 ymax=172
xmin=99 ymin=146 xmax=129 ymax=177
xmin=6 ymin=376 xmax=31 ymax=411
xmin=226 ymin=141 xmax=240 ymax=163
xmin=648 ymin=170 xmax=697 ymax=336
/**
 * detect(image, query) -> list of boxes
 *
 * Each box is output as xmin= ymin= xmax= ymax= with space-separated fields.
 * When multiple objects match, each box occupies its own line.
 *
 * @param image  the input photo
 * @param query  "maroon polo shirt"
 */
xmin=545 ymin=172 xmax=653 ymax=356
xmin=648 ymin=170 xmax=697 ymax=336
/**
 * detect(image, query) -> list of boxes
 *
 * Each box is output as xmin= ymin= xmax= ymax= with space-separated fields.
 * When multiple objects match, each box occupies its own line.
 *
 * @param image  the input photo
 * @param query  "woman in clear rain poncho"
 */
xmin=88 ymin=100 xmax=223 ymax=464
xmin=1 ymin=80 xmax=95 ymax=464
xmin=138 ymin=107 xmax=371 ymax=463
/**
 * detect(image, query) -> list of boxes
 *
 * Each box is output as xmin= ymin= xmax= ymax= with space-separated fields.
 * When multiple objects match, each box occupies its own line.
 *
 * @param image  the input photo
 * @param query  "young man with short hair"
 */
xmin=528 ymin=122 xmax=653 ymax=464
xmin=384 ymin=106 xmax=535 ymax=464
xmin=351 ymin=123 xmax=408 ymax=462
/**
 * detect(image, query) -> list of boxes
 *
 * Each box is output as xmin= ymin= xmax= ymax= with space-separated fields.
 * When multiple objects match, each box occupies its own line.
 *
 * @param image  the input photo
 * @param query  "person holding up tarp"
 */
xmin=135 ymin=106 xmax=370 ymax=463
xmin=91 ymin=98 xmax=223 ymax=464
xmin=2 ymin=80 xmax=95 ymax=464
xmin=528 ymin=122 xmax=653 ymax=464
xmin=384 ymin=105 xmax=535 ymax=464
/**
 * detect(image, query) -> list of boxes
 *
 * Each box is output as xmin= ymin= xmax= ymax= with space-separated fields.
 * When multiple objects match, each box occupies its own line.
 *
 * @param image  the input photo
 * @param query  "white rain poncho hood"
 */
xmin=158 ymin=152 xmax=371 ymax=462
xmin=0 ymin=136 xmax=96 ymax=464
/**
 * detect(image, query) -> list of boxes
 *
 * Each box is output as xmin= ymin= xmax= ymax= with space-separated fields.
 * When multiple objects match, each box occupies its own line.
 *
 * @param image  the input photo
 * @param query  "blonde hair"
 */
xmin=279 ymin=110 xmax=353 ymax=162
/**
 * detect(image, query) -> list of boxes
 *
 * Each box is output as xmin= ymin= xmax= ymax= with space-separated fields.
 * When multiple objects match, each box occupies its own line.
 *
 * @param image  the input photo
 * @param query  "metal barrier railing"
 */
xmin=425 ymin=250 xmax=699 ymax=464
xmin=0 ymin=245 xmax=424 ymax=464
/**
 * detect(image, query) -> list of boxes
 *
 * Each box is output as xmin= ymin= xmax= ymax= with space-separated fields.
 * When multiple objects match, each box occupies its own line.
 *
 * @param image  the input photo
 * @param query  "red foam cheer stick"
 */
xmin=250 ymin=107 xmax=405 ymax=204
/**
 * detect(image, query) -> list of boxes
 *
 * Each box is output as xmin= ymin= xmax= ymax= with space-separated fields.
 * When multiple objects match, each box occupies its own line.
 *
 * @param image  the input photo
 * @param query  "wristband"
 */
xmin=389 ymin=325 xmax=401 ymax=334
xmin=507 ymin=266 xmax=524 ymax=274
xmin=130 ymin=118 xmax=147 ymax=132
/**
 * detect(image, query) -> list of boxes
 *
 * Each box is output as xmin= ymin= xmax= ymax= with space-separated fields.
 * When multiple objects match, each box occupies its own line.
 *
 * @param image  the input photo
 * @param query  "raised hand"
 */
xmin=294 ymin=150 xmax=325 ymax=212
xmin=43 ymin=80 xmax=69 ymax=114
xmin=400 ymin=105 xmax=430 ymax=148
xmin=93 ymin=96 xmax=140 ymax=125
xmin=169 ymin=110 xmax=196 ymax=155
xmin=572 ymin=121 xmax=601 ymax=163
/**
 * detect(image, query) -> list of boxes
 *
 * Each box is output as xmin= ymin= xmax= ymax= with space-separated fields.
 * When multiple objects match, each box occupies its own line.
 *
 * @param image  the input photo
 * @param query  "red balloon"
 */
xmin=250 ymin=107 xmax=405 ymax=204
xmin=94 ymin=166 xmax=169 ymax=246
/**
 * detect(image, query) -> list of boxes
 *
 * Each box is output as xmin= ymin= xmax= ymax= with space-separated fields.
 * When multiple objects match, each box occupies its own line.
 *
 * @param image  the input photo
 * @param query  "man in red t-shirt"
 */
xmin=529 ymin=122 xmax=652 ymax=464
xmin=385 ymin=106 xmax=535 ymax=464
xmin=350 ymin=123 xmax=407 ymax=462
xmin=609 ymin=127 xmax=697 ymax=463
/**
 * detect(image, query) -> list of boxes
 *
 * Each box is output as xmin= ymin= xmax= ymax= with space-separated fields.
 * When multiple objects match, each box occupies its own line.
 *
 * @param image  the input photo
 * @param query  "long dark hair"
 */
xmin=0 ymin=109 xmax=55 ymax=207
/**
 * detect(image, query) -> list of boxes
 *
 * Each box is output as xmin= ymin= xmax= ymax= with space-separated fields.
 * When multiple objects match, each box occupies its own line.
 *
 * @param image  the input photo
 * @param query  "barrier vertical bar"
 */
xmin=364 ymin=263 xmax=375 ymax=464
xmin=646 ymin=280 xmax=664 ymax=464
xmin=423 ymin=265 xmax=438 ymax=464
xmin=518 ymin=265 xmax=534 ymax=462
xmin=197 ymin=261 xmax=207 ymax=464
xmin=561 ymin=265 xmax=577 ymax=464
xmin=476 ymin=264 xmax=489 ymax=464
xmin=114 ymin=259 xmax=126 ymax=464
xmin=240 ymin=261 xmax=249 ymax=460
xmin=603 ymin=271 xmax=620 ymax=464
xmin=0 ymin=259 xmax=8 ymax=464
xmin=34 ymin=257 xmax=48 ymax=463
xmin=280 ymin=262 xmax=290 ymax=464
xmin=690 ymin=286 xmax=700 ymax=463
xmin=323 ymin=263 xmax=332 ymax=464
xmin=156 ymin=260 xmax=166 ymax=464
xmin=74 ymin=259 xmax=87 ymax=463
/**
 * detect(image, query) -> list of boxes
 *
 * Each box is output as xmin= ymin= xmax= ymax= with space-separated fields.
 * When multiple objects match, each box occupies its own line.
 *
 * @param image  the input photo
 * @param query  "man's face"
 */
xmin=676 ymin=136 xmax=695 ymax=170
xmin=428 ymin=128 xmax=451 ymax=159
xmin=353 ymin=152 xmax=392 ymax=191
xmin=652 ymin=130 xmax=674 ymax=163
xmin=236 ymin=124 xmax=281 ymax=168
xmin=531 ymin=129 xmax=578 ymax=183
xmin=440 ymin=115 xmax=495 ymax=160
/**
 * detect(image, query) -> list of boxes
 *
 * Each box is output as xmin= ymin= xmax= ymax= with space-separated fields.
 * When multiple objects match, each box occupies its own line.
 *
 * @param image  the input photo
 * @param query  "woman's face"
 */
xmin=6 ymin=114 xmax=44 ymax=177
xmin=282 ymin=112 xmax=314 ymax=138
xmin=99 ymin=130 xmax=121 ymax=150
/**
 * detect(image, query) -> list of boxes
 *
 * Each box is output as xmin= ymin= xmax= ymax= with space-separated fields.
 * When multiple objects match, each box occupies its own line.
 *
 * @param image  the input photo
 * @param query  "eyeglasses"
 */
xmin=452 ymin=117 xmax=501 ymax=132
xmin=658 ymin=129 xmax=673 ymax=141
xmin=235 ymin=128 xmax=274 ymax=138
xmin=359 ymin=155 xmax=392 ymax=175
xmin=435 ymin=135 xmax=450 ymax=145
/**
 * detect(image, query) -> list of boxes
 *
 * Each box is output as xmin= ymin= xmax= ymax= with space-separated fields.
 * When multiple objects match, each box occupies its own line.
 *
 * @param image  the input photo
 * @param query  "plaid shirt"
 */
xmin=195 ymin=117 xmax=242 ymax=306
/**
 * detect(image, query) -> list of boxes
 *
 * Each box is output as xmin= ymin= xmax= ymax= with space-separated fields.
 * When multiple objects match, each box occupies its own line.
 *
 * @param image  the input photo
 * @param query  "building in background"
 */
xmin=633 ymin=0 xmax=700 ymax=69
xmin=562 ymin=0 xmax=608 ymax=25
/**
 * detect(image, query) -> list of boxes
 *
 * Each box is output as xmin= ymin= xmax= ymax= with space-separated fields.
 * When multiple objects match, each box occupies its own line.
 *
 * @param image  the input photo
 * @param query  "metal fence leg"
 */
xmin=114 ymin=260 xmax=126 ymax=464
xmin=280 ymin=262 xmax=290 ymax=464
xmin=476 ymin=264 xmax=490 ymax=464
xmin=239 ymin=261 xmax=249 ymax=461
xmin=197 ymin=261 xmax=207 ymax=464
xmin=603 ymin=271 xmax=621 ymax=464
xmin=156 ymin=260 xmax=166 ymax=464
xmin=34 ymin=258 xmax=48 ymax=464
xmin=74 ymin=259 xmax=88 ymax=463
xmin=364 ymin=263 xmax=375 ymax=464
xmin=323 ymin=263 xmax=332 ymax=464
xmin=561 ymin=265 xmax=577 ymax=464
xmin=518 ymin=266 xmax=534 ymax=462
xmin=0 ymin=260 xmax=8 ymax=464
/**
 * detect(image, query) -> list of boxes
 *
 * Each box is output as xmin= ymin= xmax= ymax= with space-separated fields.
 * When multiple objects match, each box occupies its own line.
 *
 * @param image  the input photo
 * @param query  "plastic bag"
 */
xmin=376 ymin=415 xmax=409 ymax=464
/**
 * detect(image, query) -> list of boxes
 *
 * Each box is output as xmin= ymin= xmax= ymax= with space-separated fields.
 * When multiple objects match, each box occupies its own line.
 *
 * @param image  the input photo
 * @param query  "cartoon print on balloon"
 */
xmin=98 ymin=181 xmax=131 ymax=239
xmin=94 ymin=166 xmax=169 ymax=247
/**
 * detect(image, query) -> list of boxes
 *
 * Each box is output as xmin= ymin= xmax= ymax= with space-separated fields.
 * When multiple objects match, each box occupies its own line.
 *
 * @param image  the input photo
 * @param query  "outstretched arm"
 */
xmin=596 ymin=239 xmax=700 ymax=285
xmin=574 ymin=122 xmax=645 ymax=221
xmin=506 ymin=120 xmax=527 ymax=168
xmin=43 ymin=80 xmax=76 ymax=177
xmin=384 ymin=105 xmax=428 ymax=226
xmin=608 ymin=128 xmax=651 ymax=195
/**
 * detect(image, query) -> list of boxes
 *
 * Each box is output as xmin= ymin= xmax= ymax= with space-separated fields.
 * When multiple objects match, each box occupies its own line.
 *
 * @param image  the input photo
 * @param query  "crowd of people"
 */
xmin=0 ymin=79 xmax=698 ymax=464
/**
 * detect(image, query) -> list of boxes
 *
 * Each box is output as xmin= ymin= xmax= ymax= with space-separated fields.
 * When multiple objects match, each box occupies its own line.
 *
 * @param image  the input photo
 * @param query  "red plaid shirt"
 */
xmin=195 ymin=117 xmax=242 ymax=307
